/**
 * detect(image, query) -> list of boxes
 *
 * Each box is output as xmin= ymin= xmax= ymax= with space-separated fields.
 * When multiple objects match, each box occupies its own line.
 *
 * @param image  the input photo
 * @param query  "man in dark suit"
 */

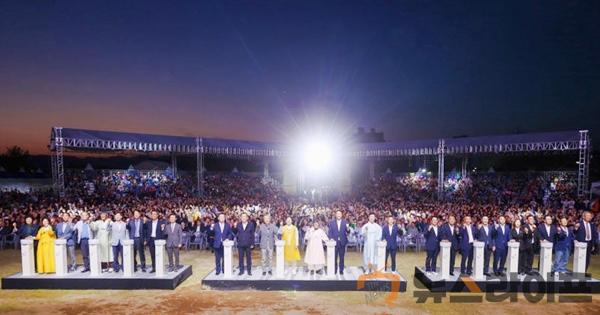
xmin=440 ymin=215 xmax=460 ymax=275
xmin=554 ymin=217 xmax=574 ymax=274
xmin=126 ymin=210 xmax=147 ymax=272
xmin=211 ymin=213 xmax=233 ymax=275
xmin=537 ymin=215 xmax=557 ymax=243
xmin=574 ymin=211 xmax=597 ymax=273
xmin=144 ymin=210 xmax=166 ymax=273
xmin=459 ymin=216 xmax=478 ymax=275
xmin=524 ymin=215 xmax=538 ymax=274
xmin=477 ymin=216 xmax=494 ymax=276
xmin=18 ymin=216 xmax=39 ymax=266
xmin=424 ymin=216 xmax=441 ymax=274
xmin=381 ymin=215 xmax=401 ymax=272
xmin=492 ymin=216 xmax=511 ymax=276
xmin=327 ymin=210 xmax=349 ymax=275
xmin=234 ymin=213 xmax=255 ymax=276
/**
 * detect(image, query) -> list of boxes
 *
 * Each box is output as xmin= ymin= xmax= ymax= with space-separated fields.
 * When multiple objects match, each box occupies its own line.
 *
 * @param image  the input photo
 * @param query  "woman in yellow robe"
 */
xmin=280 ymin=217 xmax=301 ymax=275
xmin=35 ymin=218 xmax=56 ymax=274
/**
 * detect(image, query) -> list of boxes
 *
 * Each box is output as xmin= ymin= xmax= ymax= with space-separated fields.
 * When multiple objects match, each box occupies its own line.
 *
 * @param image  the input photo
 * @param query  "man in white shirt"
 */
xmin=574 ymin=211 xmax=597 ymax=273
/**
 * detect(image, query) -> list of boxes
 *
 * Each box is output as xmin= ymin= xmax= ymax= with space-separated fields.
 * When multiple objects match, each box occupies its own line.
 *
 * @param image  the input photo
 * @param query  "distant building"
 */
xmin=353 ymin=127 xmax=385 ymax=143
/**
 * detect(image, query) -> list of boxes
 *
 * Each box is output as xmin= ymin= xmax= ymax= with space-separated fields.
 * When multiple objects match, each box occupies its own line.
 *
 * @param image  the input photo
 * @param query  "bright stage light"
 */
xmin=301 ymin=140 xmax=334 ymax=172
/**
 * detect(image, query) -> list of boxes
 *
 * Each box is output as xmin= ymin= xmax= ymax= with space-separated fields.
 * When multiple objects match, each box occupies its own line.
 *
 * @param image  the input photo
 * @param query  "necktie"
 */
xmin=586 ymin=222 xmax=591 ymax=241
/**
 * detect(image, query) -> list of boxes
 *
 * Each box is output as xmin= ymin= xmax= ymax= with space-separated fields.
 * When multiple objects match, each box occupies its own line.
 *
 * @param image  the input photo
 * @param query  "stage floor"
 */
xmin=202 ymin=266 xmax=407 ymax=291
xmin=414 ymin=266 xmax=600 ymax=293
xmin=2 ymin=265 xmax=192 ymax=290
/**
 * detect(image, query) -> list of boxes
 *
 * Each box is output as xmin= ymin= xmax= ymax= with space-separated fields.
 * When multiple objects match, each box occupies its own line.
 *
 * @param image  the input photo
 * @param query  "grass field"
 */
xmin=0 ymin=248 xmax=599 ymax=314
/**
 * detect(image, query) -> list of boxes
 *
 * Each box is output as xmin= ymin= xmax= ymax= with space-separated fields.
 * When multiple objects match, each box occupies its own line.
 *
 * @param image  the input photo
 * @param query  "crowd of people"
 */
xmin=0 ymin=167 xmax=598 ymax=277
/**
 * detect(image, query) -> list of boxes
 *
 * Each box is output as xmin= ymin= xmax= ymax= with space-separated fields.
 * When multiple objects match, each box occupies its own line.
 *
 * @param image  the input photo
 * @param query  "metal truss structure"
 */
xmin=49 ymin=127 xmax=591 ymax=199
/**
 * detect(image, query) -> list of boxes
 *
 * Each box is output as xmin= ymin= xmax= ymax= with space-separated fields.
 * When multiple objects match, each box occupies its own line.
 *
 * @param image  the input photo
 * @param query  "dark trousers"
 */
xmin=167 ymin=245 xmax=180 ymax=268
xmin=425 ymin=248 xmax=439 ymax=272
xmin=334 ymin=245 xmax=346 ymax=274
xmin=80 ymin=238 xmax=90 ymax=269
xmin=483 ymin=246 xmax=492 ymax=273
xmin=148 ymin=238 xmax=157 ymax=270
xmin=112 ymin=244 xmax=123 ymax=271
xmin=518 ymin=249 xmax=529 ymax=274
xmin=460 ymin=245 xmax=473 ymax=274
xmin=385 ymin=248 xmax=397 ymax=271
xmin=449 ymin=248 xmax=457 ymax=273
xmin=214 ymin=246 xmax=224 ymax=273
xmin=493 ymin=247 xmax=507 ymax=273
xmin=524 ymin=246 xmax=534 ymax=272
xmin=132 ymin=237 xmax=146 ymax=269
xmin=585 ymin=240 xmax=593 ymax=272
xmin=238 ymin=246 xmax=252 ymax=273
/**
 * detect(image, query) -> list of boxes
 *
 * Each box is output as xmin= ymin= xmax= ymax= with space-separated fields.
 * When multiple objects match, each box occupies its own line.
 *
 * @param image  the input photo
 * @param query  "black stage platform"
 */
xmin=2 ymin=265 xmax=192 ymax=290
xmin=414 ymin=266 xmax=600 ymax=293
xmin=202 ymin=266 xmax=407 ymax=292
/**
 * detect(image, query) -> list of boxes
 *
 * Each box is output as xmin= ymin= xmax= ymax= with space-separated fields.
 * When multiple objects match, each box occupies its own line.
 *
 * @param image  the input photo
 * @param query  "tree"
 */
xmin=0 ymin=146 xmax=31 ymax=173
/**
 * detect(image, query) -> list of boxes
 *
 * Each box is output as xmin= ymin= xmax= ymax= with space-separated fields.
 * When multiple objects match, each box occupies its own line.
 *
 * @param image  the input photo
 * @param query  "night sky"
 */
xmin=1 ymin=1 xmax=599 ymax=154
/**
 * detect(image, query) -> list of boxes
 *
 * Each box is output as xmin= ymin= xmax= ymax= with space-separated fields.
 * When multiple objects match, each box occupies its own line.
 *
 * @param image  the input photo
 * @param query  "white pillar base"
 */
xmin=440 ymin=240 xmax=451 ymax=279
xmin=507 ymin=240 xmax=520 ymax=274
xmin=275 ymin=240 xmax=285 ymax=278
xmin=20 ymin=239 xmax=35 ymax=276
xmin=154 ymin=239 xmax=166 ymax=277
xmin=376 ymin=240 xmax=387 ymax=271
xmin=54 ymin=239 xmax=68 ymax=276
xmin=122 ymin=239 xmax=134 ymax=277
xmin=539 ymin=241 xmax=553 ymax=280
xmin=473 ymin=241 xmax=485 ymax=280
xmin=573 ymin=241 xmax=587 ymax=275
xmin=326 ymin=240 xmax=337 ymax=278
xmin=88 ymin=239 xmax=102 ymax=276
xmin=223 ymin=240 xmax=234 ymax=279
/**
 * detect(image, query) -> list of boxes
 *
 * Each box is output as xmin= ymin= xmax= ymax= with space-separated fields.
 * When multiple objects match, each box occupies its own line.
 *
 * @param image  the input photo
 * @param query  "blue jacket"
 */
xmin=459 ymin=225 xmax=479 ymax=251
xmin=211 ymin=222 xmax=233 ymax=249
xmin=424 ymin=226 xmax=441 ymax=251
xmin=555 ymin=226 xmax=574 ymax=251
xmin=327 ymin=219 xmax=349 ymax=246
xmin=439 ymin=223 xmax=460 ymax=250
xmin=492 ymin=225 xmax=511 ymax=250
xmin=477 ymin=225 xmax=494 ymax=249
xmin=126 ymin=218 xmax=146 ymax=239
xmin=144 ymin=219 xmax=166 ymax=240
xmin=537 ymin=224 xmax=557 ymax=243
xmin=574 ymin=220 xmax=598 ymax=243
xmin=381 ymin=224 xmax=400 ymax=250
xmin=55 ymin=222 xmax=76 ymax=246
xmin=234 ymin=222 xmax=255 ymax=247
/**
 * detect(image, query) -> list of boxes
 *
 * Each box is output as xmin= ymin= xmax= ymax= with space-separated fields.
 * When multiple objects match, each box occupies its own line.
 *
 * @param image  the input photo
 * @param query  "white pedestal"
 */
xmin=326 ymin=240 xmax=336 ymax=278
xmin=54 ymin=239 xmax=68 ymax=276
xmin=275 ymin=240 xmax=285 ymax=278
xmin=154 ymin=239 xmax=166 ymax=277
xmin=539 ymin=241 xmax=553 ymax=280
xmin=573 ymin=241 xmax=588 ymax=274
xmin=473 ymin=241 xmax=485 ymax=280
xmin=223 ymin=240 xmax=234 ymax=279
xmin=88 ymin=239 xmax=102 ymax=276
xmin=122 ymin=239 xmax=134 ymax=277
xmin=20 ymin=239 xmax=35 ymax=276
xmin=440 ymin=240 xmax=451 ymax=279
xmin=507 ymin=240 xmax=520 ymax=274
xmin=376 ymin=240 xmax=387 ymax=271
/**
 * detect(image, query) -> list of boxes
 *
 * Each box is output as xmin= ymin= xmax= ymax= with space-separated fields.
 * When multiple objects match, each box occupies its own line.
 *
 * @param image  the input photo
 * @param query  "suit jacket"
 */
xmin=327 ymin=219 xmax=349 ymax=246
xmin=381 ymin=224 xmax=400 ymax=250
xmin=510 ymin=227 xmax=524 ymax=245
xmin=424 ymin=226 xmax=441 ymax=251
xmin=555 ymin=226 xmax=574 ymax=251
xmin=18 ymin=224 xmax=39 ymax=239
xmin=492 ymin=224 xmax=511 ymax=250
xmin=211 ymin=222 xmax=233 ymax=248
xmin=144 ymin=220 xmax=166 ymax=240
xmin=110 ymin=221 xmax=128 ymax=246
xmin=164 ymin=222 xmax=183 ymax=247
xmin=439 ymin=223 xmax=460 ymax=250
xmin=537 ymin=224 xmax=557 ymax=243
xmin=459 ymin=225 xmax=479 ymax=251
xmin=477 ymin=225 xmax=494 ymax=249
xmin=258 ymin=223 xmax=278 ymax=249
xmin=126 ymin=218 xmax=146 ymax=239
xmin=574 ymin=220 xmax=598 ymax=244
xmin=56 ymin=222 xmax=76 ymax=246
xmin=235 ymin=222 xmax=255 ymax=247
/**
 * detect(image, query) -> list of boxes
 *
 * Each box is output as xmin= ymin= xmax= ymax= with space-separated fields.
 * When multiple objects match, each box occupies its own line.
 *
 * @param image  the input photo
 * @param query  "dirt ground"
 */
xmin=0 ymin=248 xmax=598 ymax=314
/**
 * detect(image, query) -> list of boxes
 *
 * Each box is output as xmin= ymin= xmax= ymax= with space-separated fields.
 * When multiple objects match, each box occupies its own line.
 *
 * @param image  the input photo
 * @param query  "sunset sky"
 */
xmin=1 ymin=1 xmax=599 ymax=154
